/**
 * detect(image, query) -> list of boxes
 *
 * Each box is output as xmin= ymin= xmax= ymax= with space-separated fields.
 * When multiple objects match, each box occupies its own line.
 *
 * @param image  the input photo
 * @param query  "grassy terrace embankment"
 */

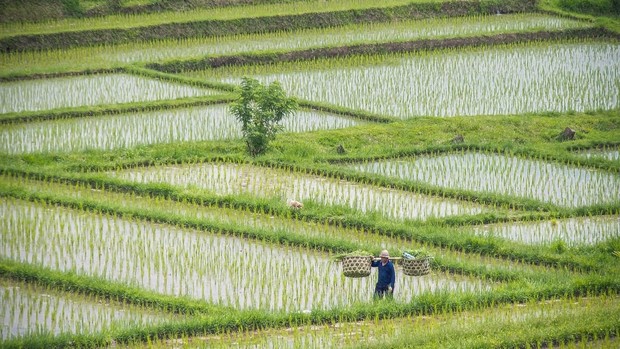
xmin=5 ymin=175 xmax=615 ymax=346
xmin=120 ymin=295 xmax=620 ymax=348
xmin=0 ymin=13 xmax=597 ymax=76
xmin=0 ymin=0 xmax=537 ymax=52
xmin=1 ymin=107 xmax=618 ymax=271
xmin=1 ymin=173 xmax=607 ymax=275
xmin=146 ymin=27 xmax=614 ymax=72
xmin=1 ymin=0 xmax=619 ymax=346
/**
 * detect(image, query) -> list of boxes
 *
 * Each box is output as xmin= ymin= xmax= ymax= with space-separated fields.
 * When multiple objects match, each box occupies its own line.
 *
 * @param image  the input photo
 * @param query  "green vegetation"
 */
xmin=1 ymin=0 xmax=619 ymax=347
xmin=0 ymin=277 xmax=180 ymax=340
xmin=184 ymin=40 xmax=620 ymax=119
xmin=111 ymin=296 xmax=620 ymax=348
xmin=0 ymin=13 xmax=593 ymax=76
xmin=0 ymin=0 xmax=537 ymax=51
xmin=539 ymin=0 xmax=620 ymax=33
xmin=557 ymin=0 xmax=620 ymax=16
xmin=230 ymin=77 xmax=298 ymax=156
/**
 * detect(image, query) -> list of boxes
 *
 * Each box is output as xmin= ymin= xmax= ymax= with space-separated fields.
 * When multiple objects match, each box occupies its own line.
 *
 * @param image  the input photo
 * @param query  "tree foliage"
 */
xmin=230 ymin=77 xmax=297 ymax=156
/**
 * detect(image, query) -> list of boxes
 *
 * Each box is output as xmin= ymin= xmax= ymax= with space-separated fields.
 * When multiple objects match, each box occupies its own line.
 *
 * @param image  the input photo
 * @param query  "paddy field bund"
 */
xmin=0 ymin=0 xmax=619 ymax=347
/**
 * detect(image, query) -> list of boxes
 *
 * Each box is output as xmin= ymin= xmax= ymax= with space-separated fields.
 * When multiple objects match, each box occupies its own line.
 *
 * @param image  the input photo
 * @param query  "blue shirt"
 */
xmin=371 ymin=260 xmax=395 ymax=288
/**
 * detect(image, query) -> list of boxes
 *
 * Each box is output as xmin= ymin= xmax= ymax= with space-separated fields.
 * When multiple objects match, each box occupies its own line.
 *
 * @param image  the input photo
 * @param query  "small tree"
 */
xmin=230 ymin=77 xmax=297 ymax=156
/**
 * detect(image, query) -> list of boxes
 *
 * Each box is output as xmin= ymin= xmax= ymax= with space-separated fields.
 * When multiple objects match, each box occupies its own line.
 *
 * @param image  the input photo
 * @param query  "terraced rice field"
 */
xmin=0 ymin=278 xmax=176 ymax=340
xmin=0 ymin=106 xmax=362 ymax=154
xmin=471 ymin=215 xmax=620 ymax=246
xmin=0 ymin=74 xmax=220 ymax=114
xmin=109 ymin=162 xmax=492 ymax=221
xmin=1 ymin=0 xmax=619 ymax=347
xmin=0 ymin=14 xmax=592 ymax=75
xmin=122 ymin=295 xmax=620 ymax=348
xmin=0 ymin=0 xmax=428 ymax=37
xmin=344 ymin=152 xmax=620 ymax=208
xmin=1 ymin=198 xmax=491 ymax=312
xmin=190 ymin=41 xmax=620 ymax=118
xmin=0 ymin=174 xmax=553 ymax=275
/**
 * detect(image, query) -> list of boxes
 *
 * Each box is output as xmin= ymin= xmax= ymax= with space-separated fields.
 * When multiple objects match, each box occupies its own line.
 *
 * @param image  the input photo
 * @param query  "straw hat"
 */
xmin=380 ymin=250 xmax=390 ymax=258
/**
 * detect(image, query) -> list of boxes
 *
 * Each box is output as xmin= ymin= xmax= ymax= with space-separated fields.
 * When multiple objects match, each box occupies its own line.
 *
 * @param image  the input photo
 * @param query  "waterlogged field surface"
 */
xmin=0 ymin=175 xmax=554 ymax=275
xmin=0 ymin=0 xmax=445 ymax=37
xmin=345 ymin=152 xmax=620 ymax=208
xmin=191 ymin=42 xmax=620 ymax=118
xmin=109 ymin=163 xmax=491 ymax=221
xmin=0 ymin=74 xmax=219 ymax=114
xmin=577 ymin=147 xmax=620 ymax=162
xmin=125 ymin=296 xmax=620 ymax=348
xmin=0 ymin=14 xmax=592 ymax=75
xmin=472 ymin=216 xmax=620 ymax=246
xmin=0 ymin=105 xmax=362 ymax=154
xmin=0 ymin=198 xmax=492 ymax=312
xmin=0 ymin=278 xmax=174 ymax=340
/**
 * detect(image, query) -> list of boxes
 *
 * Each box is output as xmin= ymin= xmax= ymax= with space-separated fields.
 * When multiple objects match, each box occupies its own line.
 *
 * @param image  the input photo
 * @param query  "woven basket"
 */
xmin=341 ymin=256 xmax=372 ymax=278
xmin=402 ymin=257 xmax=431 ymax=276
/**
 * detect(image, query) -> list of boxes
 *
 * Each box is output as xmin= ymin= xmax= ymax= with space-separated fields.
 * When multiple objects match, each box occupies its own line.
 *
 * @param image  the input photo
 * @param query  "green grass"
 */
xmin=0 ymin=277 xmax=179 ymax=341
xmin=0 ymin=0 xmax=442 ymax=37
xmin=0 ymin=105 xmax=363 ymax=154
xmin=185 ymin=40 xmax=620 ymax=118
xmin=116 ymin=295 xmax=620 ymax=348
xmin=0 ymin=13 xmax=592 ymax=76
xmin=1 ymin=0 xmax=619 ymax=346
xmin=538 ymin=0 xmax=620 ymax=33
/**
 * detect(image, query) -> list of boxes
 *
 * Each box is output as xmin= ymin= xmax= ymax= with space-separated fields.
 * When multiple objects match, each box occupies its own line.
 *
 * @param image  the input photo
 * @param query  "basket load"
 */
xmin=334 ymin=250 xmax=373 ymax=278
xmin=401 ymin=250 xmax=432 ymax=276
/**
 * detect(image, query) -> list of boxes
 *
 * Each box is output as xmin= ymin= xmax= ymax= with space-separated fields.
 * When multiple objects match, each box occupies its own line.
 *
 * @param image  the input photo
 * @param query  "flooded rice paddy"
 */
xmin=472 ymin=215 xmax=620 ymax=246
xmin=192 ymin=42 xmax=620 ymax=118
xmin=576 ymin=146 xmax=620 ymax=162
xmin=345 ymin=152 xmax=620 ymax=208
xmin=0 ymin=13 xmax=588 ymax=75
xmin=0 ymin=175 xmax=554 ymax=276
xmin=123 ymin=296 xmax=620 ymax=349
xmin=0 ymin=198 xmax=492 ymax=312
xmin=0 ymin=105 xmax=362 ymax=154
xmin=0 ymin=278 xmax=174 ymax=340
xmin=0 ymin=73 xmax=219 ymax=114
xmin=108 ymin=162 xmax=491 ymax=221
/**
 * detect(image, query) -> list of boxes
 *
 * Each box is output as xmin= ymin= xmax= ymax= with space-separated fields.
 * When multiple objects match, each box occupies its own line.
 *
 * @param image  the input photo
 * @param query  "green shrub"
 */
xmin=230 ymin=77 xmax=297 ymax=157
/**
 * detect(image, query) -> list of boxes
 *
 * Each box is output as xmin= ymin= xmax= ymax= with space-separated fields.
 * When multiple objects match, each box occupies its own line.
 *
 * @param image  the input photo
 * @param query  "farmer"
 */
xmin=371 ymin=249 xmax=395 ymax=299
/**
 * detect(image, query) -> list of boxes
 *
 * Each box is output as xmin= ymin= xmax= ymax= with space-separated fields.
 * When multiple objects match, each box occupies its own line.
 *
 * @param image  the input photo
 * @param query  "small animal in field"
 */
xmin=287 ymin=199 xmax=303 ymax=209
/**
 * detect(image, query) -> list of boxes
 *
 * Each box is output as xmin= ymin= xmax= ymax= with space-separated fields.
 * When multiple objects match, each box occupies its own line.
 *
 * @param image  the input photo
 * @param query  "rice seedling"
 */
xmin=120 ymin=295 xmax=620 ymax=348
xmin=0 ymin=73 xmax=219 ymax=114
xmin=189 ymin=41 xmax=620 ymax=118
xmin=0 ymin=14 xmax=592 ymax=75
xmin=345 ymin=152 xmax=620 ymax=208
xmin=472 ymin=215 xmax=620 ymax=246
xmin=0 ymin=0 xmax=438 ymax=37
xmin=0 ymin=278 xmax=176 ymax=340
xmin=2 ymin=0 xmax=619 ymax=347
xmin=576 ymin=146 xmax=620 ymax=162
xmin=0 ymin=197 xmax=492 ymax=313
xmin=108 ymin=162 xmax=492 ymax=221
xmin=0 ymin=174 xmax=556 ymax=277
xmin=0 ymin=105 xmax=362 ymax=154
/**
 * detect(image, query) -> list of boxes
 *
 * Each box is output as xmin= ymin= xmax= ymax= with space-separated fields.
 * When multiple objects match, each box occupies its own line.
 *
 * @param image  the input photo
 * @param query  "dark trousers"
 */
xmin=374 ymin=285 xmax=393 ymax=299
